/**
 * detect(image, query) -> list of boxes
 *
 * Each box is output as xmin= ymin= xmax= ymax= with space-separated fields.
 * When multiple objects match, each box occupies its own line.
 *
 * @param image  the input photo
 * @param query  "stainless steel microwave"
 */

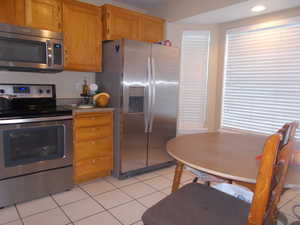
xmin=0 ymin=23 xmax=64 ymax=73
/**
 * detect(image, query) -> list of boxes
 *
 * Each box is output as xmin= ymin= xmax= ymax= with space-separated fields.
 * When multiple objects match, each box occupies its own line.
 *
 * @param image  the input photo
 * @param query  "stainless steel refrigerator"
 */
xmin=96 ymin=39 xmax=180 ymax=178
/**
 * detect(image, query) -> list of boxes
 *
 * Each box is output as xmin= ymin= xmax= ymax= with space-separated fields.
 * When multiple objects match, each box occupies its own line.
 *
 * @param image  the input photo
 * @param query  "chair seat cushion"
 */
xmin=142 ymin=183 xmax=250 ymax=225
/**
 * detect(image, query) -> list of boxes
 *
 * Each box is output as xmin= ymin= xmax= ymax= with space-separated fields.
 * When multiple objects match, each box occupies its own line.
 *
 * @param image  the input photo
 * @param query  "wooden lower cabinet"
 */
xmin=73 ymin=111 xmax=113 ymax=183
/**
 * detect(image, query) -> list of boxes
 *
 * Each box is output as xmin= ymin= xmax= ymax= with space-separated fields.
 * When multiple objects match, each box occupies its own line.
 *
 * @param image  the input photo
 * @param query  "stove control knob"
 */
xmin=38 ymin=89 xmax=44 ymax=94
xmin=46 ymin=89 xmax=51 ymax=94
xmin=0 ymin=89 xmax=5 ymax=94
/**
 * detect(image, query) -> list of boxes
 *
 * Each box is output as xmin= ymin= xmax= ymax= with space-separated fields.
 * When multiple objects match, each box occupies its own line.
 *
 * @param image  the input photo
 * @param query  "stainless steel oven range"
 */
xmin=0 ymin=84 xmax=73 ymax=207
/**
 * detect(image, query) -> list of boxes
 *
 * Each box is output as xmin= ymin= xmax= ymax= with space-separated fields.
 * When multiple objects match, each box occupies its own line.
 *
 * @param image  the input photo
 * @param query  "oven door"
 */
xmin=0 ymin=116 xmax=72 ymax=180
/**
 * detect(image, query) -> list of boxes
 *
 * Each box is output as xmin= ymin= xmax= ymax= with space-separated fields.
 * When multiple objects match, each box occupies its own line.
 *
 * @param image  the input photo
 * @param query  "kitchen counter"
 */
xmin=64 ymin=105 xmax=115 ymax=114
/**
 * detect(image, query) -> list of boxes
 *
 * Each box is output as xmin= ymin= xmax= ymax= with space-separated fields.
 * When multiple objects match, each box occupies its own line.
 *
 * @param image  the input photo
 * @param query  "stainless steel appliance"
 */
xmin=0 ymin=23 xmax=63 ymax=72
xmin=0 ymin=84 xmax=73 ymax=207
xmin=96 ymin=39 xmax=180 ymax=178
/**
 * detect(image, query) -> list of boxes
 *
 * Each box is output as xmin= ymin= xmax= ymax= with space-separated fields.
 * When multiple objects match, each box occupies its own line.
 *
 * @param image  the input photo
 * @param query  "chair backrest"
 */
xmin=246 ymin=121 xmax=298 ymax=225
xmin=278 ymin=122 xmax=298 ymax=149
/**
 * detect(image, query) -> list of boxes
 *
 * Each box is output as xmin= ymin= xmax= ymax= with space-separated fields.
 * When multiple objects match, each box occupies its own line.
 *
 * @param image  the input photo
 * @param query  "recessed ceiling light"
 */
xmin=251 ymin=5 xmax=267 ymax=12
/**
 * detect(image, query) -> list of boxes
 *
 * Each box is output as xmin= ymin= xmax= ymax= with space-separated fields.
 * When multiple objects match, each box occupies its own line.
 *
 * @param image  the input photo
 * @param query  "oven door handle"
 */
xmin=0 ymin=116 xmax=72 ymax=125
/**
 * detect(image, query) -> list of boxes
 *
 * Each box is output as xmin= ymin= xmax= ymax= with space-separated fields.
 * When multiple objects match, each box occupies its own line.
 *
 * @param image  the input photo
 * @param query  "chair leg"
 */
xmin=171 ymin=161 xmax=184 ymax=193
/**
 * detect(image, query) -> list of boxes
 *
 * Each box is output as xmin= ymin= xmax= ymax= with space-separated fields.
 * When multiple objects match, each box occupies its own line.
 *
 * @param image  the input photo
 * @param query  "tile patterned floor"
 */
xmin=0 ymin=166 xmax=299 ymax=225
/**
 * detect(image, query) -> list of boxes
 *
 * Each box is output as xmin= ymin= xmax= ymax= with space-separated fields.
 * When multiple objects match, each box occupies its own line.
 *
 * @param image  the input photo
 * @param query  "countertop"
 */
xmin=64 ymin=105 xmax=115 ymax=114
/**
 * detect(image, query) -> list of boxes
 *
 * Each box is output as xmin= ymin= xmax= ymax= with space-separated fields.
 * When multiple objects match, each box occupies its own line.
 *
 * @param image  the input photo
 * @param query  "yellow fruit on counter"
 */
xmin=94 ymin=93 xmax=110 ymax=107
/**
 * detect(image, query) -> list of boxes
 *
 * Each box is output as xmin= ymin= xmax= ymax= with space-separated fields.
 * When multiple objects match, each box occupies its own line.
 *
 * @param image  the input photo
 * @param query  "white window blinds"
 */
xmin=178 ymin=31 xmax=210 ymax=134
xmin=222 ymin=18 xmax=300 ymax=137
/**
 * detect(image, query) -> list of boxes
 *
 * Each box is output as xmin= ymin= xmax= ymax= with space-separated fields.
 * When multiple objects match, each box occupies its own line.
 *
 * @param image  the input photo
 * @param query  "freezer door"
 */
xmin=121 ymin=40 xmax=152 ymax=173
xmin=148 ymin=44 xmax=180 ymax=166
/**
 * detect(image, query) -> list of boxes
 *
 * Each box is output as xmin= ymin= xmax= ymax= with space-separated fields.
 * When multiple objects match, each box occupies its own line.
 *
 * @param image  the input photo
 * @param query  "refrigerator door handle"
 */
xmin=145 ymin=56 xmax=152 ymax=133
xmin=149 ymin=56 xmax=156 ymax=133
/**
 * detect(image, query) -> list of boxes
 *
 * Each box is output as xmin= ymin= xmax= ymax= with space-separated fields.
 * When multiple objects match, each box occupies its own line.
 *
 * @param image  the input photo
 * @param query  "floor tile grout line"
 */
xmin=1 ymin=167 xmax=297 ymax=224
xmin=78 ymin=183 xmax=125 ymax=225
xmin=103 ymin=178 xmax=141 ymax=189
xmin=51 ymin=192 xmax=91 ymax=208
xmin=76 ymin=175 xmax=170 ymax=224
xmin=76 ymin=173 xmax=176 ymax=205
xmin=78 ymin=176 xmax=155 ymax=203
xmin=0 ymin=208 xmax=23 ymax=225
xmin=68 ymin=210 xmax=109 ymax=224
xmin=279 ymin=194 xmax=300 ymax=210
xmin=14 ymin=204 xmax=25 ymax=225
xmin=0 ymin=170 xmax=191 ymax=225
xmin=50 ymin=194 xmax=74 ymax=225
xmin=15 ymin=204 xmax=58 ymax=221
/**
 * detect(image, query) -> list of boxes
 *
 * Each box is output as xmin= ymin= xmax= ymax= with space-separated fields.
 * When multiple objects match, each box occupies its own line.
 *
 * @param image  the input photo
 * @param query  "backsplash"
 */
xmin=0 ymin=70 xmax=95 ymax=98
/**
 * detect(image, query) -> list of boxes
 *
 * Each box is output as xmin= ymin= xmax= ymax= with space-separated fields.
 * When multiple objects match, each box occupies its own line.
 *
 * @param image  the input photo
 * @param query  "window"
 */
xmin=222 ymin=18 xmax=300 ymax=137
xmin=178 ymin=31 xmax=210 ymax=134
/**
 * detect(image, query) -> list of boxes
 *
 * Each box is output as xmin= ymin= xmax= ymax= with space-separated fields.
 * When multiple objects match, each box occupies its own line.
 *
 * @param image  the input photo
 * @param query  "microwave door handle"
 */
xmin=46 ymin=40 xmax=52 ymax=67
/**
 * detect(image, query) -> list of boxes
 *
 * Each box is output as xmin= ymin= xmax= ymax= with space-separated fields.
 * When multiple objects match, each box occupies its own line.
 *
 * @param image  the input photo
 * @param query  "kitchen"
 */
xmin=1 ymin=0 xmax=300 ymax=225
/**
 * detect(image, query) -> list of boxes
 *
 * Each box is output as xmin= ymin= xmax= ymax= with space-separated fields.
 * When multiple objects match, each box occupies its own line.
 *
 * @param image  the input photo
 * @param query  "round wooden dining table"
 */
xmin=167 ymin=132 xmax=300 ymax=192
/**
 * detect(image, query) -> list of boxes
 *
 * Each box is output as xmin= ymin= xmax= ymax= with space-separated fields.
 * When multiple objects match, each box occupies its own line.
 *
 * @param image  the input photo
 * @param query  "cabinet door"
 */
xmin=0 ymin=0 xmax=25 ymax=26
xmin=25 ymin=0 xmax=62 ymax=32
xmin=63 ymin=0 xmax=102 ymax=72
xmin=104 ymin=5 xmax=139 ymax=41
xmin=139 ymin=15 xmax=164 ymax=43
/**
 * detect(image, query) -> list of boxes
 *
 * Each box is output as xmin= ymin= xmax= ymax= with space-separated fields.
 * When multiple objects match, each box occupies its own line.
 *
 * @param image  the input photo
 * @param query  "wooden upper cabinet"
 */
xmin=25 ymin=0 xmax=62 ymax=32
xmin=102 ymin=5 xmax=139 ymax=41
xmin=139 ymin=15 xmax=164 ymax=43
xmin=63 ymin=0 xmax=102 ymax=72
xmin=0 ymin=0 xmax=25 ymax=26
xmin=101 ymin=4 xmax=165 ymax=43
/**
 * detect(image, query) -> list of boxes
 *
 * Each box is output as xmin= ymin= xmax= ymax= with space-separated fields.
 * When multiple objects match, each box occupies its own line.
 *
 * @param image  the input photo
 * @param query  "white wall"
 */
xmin=0 ymin=71 xmax=95 ymax=98
xmin=166 ymin=22 xmax=220 ymax=131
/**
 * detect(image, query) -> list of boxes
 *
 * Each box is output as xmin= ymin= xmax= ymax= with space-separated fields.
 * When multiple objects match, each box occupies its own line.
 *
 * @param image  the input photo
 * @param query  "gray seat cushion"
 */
xmin=142 ymin=183 xmax=250 ymax=225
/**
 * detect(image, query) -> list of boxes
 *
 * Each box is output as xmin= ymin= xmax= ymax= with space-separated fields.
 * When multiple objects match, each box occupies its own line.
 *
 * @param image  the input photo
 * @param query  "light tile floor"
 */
xmin=0 ymin=166 xmax=299 ymax=225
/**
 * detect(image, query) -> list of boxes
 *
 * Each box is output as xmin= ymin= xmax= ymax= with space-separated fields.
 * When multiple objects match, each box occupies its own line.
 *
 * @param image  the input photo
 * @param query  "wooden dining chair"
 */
xmin=142 ymin=123 xmax=298 ymax=225
xmin=278 ymin=121 xmax=298 ymax=148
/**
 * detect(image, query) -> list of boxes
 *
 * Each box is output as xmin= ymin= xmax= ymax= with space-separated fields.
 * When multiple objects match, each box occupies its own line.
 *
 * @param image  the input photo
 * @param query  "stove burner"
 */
xmin=0 ymin=84 xmax=72 ymax=119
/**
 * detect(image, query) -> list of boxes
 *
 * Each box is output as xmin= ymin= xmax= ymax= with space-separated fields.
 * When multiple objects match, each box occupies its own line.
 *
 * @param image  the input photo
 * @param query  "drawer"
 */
xmin=75 ymin=125 xmax=112 ymax=142
xmin=74 ymin=137 xmax=113 ymax=161
xmin=74 ymin=157 xmax=112 ymax=180
xmin=75 ymin=112 xmax=112 ymax=128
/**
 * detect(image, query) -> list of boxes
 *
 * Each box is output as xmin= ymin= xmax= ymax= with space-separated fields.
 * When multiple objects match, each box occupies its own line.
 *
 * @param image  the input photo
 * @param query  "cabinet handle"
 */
xmin=91 ymin=159 xmax=96 ymax=164
xmin=91 ymin=117 xmax=96 ymax=120
xmin=89 ymin=141 xmax=96 ymax=145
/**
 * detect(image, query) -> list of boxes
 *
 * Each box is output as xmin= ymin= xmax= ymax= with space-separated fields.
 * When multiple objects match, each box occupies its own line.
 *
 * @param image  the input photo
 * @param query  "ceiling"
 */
xmin=102 ymin=0 xmax=300 ymax=24
xmin=175 ymin=0 xmax=300 ymax=24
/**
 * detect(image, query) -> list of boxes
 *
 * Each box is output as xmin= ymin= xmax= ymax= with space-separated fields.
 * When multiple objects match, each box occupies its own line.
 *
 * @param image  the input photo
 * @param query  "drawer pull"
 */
xmin=89 ymin=141 xmax=96 ymax=145
xmin=91 ymin=117 xmax=96 ymax=120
